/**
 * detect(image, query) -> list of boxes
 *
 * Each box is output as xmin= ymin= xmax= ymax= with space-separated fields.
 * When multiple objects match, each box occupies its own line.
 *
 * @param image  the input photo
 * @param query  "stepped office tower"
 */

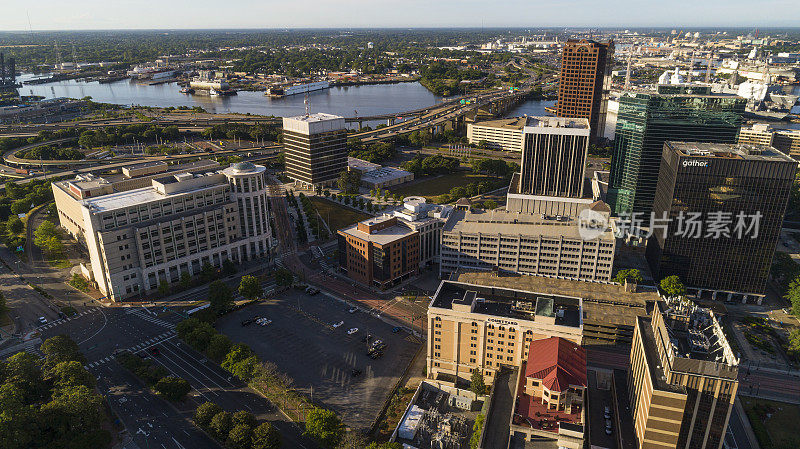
xmin=646 ymin=142 xmax=797 ymax=301
xmin=556 ymin=39 xmax=613 ymax=143
xmin=607 ymin=86 xmax=746 ymax=215
xmin=629 ymin=301 xmax=738 ymax=449
xmin=283 ymin=113 xmax=348 ymax=189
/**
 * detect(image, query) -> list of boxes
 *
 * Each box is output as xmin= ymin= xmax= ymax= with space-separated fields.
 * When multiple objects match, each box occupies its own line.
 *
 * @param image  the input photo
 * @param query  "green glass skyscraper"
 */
xmin=607 ymin=86 xmax=746 ymax=215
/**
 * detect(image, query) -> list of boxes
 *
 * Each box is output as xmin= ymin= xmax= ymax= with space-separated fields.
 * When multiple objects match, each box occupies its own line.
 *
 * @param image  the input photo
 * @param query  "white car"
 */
xmin=38 ymin=316 xmax=48 ymax=325
xmin=347 ymin=328 xmax=359 ymax=335
xmin=348 ymin=308 xmax=357 ymax=314
xmin=260 ymin=319 xmax=272 ymax=326
xmin=333 ymin=321 xmax=344 ymax=328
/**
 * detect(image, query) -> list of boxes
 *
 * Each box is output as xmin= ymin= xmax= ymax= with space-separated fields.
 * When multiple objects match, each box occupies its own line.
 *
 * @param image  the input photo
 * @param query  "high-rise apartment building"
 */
xmin=607 ymin=86 xmax=746 ymax=215
xmin=738 ymin=123 xmax=800 ymax=159
xmin=646 ymin=142 xmax=797 ymax=302
xmin=282 ymin=113 xmax=348 ymax=188
xmin=556 ymin=39 xmax=613 ymax=143
xmin=629 ymin=301 xmax=738 ymax=449
xmin=53 ymin=162 xmax=273 ymax=301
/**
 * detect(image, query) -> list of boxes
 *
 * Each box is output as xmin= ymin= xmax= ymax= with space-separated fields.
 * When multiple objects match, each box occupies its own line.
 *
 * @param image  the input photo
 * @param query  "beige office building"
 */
xmin=439 ymin=206 xmax=615 ymax=282
xmin=53 ymin=162 xmax=272 ymax=301
xmin=629 ymin=301 xmax=739 ymax=449
xmin=466 ymin=117 xmax=526 ymax=152
xmin=427 ymin=280 xmax=583 ymax=386
xmin=738 ymin=123 xmax=800 ymax=159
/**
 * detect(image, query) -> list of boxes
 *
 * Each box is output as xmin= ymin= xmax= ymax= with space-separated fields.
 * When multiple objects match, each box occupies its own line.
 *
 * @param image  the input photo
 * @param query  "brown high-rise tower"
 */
xmin=556 ymin=39 xmax=614 ymax=143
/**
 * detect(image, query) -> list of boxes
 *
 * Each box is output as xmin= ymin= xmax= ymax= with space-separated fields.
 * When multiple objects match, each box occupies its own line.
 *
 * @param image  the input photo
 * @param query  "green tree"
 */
xmin=252 ymin=422 xmax=281 ymax=449
xmin=194 ymin=401 xmax=223 ymax=428
xmin=275 ymin=268 xmax=293 ymax=286
xmin=6 ymin=216 xmax=23 ymax=234
xmin=304 ymin=408 xmax=343 ymax=448
xmin=206 ymin=333 xmax=233 ymax=361
xmin=10 ymin=199 xmax=29 ymax=216
xmin=786 ymin=276 xmax=800 ymax=318
xmin=49 ymin=360 xmax=95 ymax=390
xmin=33 ymin=220 xmax=64 ymax=255
xmin=179 ymin=271 xmax=192 ymax=290
xmin=469 ymin=414 xmax=485 ymax=449
xmin=221 ymin=344 xmax=259 ymax=382
xmin=41 ymin=335 xmax=85 ymax=373
xmin=470 ymin=369 xmax=486 ymax=396
xmin=201 ymin=262 xmax=218 ymax=282
xmin=222 ymin=259 xmax=237 ymax=276
xmin=232 ymin=410 xmax=257 ymax=428
xmin=483 ymin=200 xmax=497 ymax=210
xmin=39 ymin=385 xmax=104 ymax=437
xmin=209 ymin=280 xmax=234 ymax=313
xmin=158 ymin=280 xmax=170 ymax=295
xmin=208 ymin=411 xmax=233 ymax=441
xmin=238 ymin=275 xmax=263 ymax=301
xmin=613 ymin=268 xmax=644 ymax=284
xmin=227 ymin=424 xmax=254 ymax=449
xmin=5 ymin=352 xmax=44 ymax=401
xmin=154 ymin=377 xmax=191 ymax=402
xmin=337 ymin=170 xmax=361 ymax=194
xmin=788 ymin=328 xmax=800 ymax=359
xmin=367 ymin=443 xmax=403 ymax=449
xmin=659 ymin=275 xmax=686 ymax=299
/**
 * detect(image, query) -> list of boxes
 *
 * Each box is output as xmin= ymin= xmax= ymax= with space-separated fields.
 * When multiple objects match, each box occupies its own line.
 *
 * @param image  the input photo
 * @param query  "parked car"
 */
xmin=260 ymin=319 xmax=272 ymax=326
xmin=38 ymin=316 xmax=48 ymax=325
xmin=392 ymin=327 xmax=402 ymax=333
xmin=347 ymin=328 xmax=358 ymax=335
xmin=305 ymin=287 xmax=319 ymax=295
xmin=333 ymin=321 xmax=344 ymax=328
xmin=149 ymin=346 xmax=160 ymax=356
xmin=604 ymin=405 xmax=612 ymax=419
xmin=348 ymin=307 xmax=357 ymax=314
xmin=369 ymin=350 xmax=384 ymax=359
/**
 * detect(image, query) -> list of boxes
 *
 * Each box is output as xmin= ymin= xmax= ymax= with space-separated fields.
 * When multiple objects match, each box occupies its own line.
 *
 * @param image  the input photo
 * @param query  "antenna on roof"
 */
xmin=304 ymin=93 xmax=310 ymax=117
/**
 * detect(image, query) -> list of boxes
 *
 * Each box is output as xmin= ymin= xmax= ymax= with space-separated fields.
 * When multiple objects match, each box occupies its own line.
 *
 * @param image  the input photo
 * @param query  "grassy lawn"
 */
xmin=389 ymin=172 xmax=503 ymax=200
xmin=741 ymin=397 xmax=800 ymax=448
xmin=309 ymin=198 xmax=371 ymax=232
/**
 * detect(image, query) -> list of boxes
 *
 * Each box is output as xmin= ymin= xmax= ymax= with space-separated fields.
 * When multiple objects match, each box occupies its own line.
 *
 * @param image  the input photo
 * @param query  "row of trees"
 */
xmin=194 ymin=402 xmax=280 ymax=449
xmin=117 ymin=353 xmax=192 ymax=401
xmin=419 ymin=61 xmax=487 ymax=96
xmin=76 ymin=124 xmax=180 ymax=149
xmin=201 ymin=123 xmax=281 ymax=142
xmin=17 ymin=145 xmax=84 ymax=161
xmin=348 ymin=140 xmax=396 ymax=164
xmin=401 ymin=154 xmax=459 ymax=177
xmin=0 ymin=336 xmax=111 ymax=448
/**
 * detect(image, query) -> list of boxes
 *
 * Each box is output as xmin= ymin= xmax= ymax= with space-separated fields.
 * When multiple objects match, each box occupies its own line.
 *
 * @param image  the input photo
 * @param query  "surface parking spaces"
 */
xmin=218 ymin=289 xmax=422 ymax=430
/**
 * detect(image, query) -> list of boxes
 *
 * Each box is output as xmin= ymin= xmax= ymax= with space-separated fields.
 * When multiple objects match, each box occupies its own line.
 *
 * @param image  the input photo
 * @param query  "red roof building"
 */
xmin=518 ymin=337 xmax=587 ymax=423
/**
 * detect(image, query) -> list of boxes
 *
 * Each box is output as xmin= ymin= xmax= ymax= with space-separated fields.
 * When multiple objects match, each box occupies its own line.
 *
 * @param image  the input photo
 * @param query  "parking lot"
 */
xmin=217 ymin=289 xmax=423 ymax=430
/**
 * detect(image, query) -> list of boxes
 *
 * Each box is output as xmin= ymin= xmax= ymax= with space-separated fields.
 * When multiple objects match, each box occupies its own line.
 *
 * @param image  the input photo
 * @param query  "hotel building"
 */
xmin=52 ymin=161 xmax=272 ymax=301
xmin=427 ymin=280 xmax=583 ymax=386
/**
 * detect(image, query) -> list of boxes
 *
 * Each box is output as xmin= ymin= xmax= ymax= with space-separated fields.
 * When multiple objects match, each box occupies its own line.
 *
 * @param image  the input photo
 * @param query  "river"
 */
xmin=17 ymin=73 xmax=556 ymax=127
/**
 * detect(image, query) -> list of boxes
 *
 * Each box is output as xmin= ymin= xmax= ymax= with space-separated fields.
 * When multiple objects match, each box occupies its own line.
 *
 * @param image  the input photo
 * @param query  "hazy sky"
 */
xmin=2 ymin=0 xmax=799 ymax=30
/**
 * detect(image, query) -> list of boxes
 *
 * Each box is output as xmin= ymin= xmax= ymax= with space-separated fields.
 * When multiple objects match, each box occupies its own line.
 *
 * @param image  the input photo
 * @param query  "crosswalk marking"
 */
xmin=35 ymin=307 xmax=102 ymax=332
xmin=83 ymin=330 xmax=177 ymax=371
xmin=128 ymin=309 xmax=176 ymax=329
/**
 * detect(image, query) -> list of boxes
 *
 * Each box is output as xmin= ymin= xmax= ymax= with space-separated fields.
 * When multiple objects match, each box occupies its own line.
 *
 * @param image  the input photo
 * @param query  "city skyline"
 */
xmin=2 ymin=0 xmax=800 ymax=31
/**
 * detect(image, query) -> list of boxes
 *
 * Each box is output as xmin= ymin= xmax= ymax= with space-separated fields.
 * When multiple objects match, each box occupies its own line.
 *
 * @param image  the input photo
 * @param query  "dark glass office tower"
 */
xmin=556 ymin=39 xmax=613 ymax=143
xmin=282 ymin=113 xmax=348 ymax=189
xmin=646 ymin=141 xmax=797 ymax=298
xmin=607 ymin=87 xmax=746 ymax=215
